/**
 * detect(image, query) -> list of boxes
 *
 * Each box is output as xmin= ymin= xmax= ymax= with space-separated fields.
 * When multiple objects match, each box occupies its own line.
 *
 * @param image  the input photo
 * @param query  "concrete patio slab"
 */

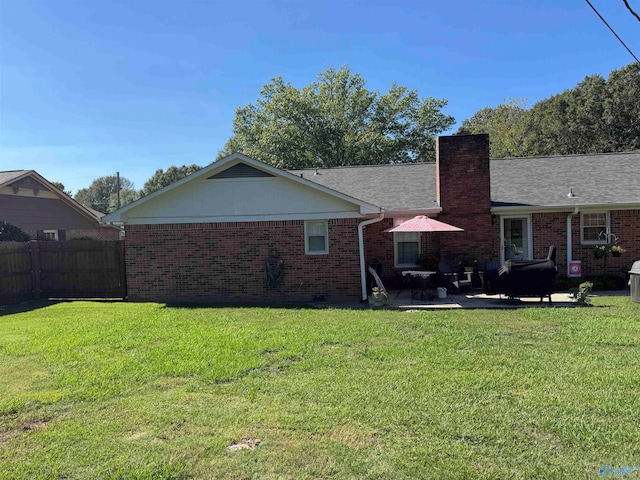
xmin=376 ymin=288 xmax=630 ymax=310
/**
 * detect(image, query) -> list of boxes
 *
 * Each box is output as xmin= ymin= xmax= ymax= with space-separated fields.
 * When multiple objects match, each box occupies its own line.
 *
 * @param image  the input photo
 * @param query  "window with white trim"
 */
xmin=305 ymin=220 xmax=328 ymax=255
xmin=394 ymin=232 xmax=421 ymax=267
xmin=42 ymin=229 xmax=59 ymax=241
xmin=581 ymin=212 xmax=609 ymax=244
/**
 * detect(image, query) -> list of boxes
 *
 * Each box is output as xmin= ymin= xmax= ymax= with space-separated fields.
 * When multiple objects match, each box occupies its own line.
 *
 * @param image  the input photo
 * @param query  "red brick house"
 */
xmin=103 ymin=134 xmax=640 ymax=303
xmin=0 ymin=170 xmax=120 ymax=241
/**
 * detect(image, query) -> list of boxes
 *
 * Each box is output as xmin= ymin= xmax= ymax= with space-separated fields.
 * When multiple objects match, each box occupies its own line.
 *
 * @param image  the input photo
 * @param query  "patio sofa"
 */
xmin=484 ymin=246 xmax=558 ymax=302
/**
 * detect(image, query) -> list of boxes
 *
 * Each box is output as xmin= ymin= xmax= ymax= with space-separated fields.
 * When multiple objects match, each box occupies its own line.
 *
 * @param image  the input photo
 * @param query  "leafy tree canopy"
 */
xmin=75 ymin=175 xmax=137 ymax=214
xmin=141 ymin=164 xmax=203 ymax=196
xmin=218 ymin=66 xmax=455 ymax=168
xmin=458 ymin=62 xmax=640 ymax=157
xmin=0 ymin=221 xmax=30 ymax=242
xmin=458 ymin=99 xmax=529 ymax=158
xmin=50 ymin=181 xmax=72 ymax=196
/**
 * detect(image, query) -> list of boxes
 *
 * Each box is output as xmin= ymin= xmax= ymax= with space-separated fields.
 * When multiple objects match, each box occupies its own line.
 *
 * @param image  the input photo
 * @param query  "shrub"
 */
xmin=0 ymin=221 xmax=30 ymax=242
xmin=570 ymin=281 xmax=593 ymax=304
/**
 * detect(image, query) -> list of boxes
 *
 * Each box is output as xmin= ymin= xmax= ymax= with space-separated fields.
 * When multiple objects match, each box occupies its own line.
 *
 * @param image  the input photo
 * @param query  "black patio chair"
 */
xmin=435 ymin=261 xmax=472 ymax=293
xmin=408 ymin=273 xmax=435 ymax=300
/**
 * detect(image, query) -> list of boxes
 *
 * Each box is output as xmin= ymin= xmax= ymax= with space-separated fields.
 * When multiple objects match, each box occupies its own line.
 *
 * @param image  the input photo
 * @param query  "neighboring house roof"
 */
xmin=289 ymin=163 xmax=440 ymax=214
xmin=0 ymin=170 xmax=31 ymax=185
xmin=490 ymin=152 xmax=640 ymax=210
xmin=0 ymin=169 xmax=106 ymax=223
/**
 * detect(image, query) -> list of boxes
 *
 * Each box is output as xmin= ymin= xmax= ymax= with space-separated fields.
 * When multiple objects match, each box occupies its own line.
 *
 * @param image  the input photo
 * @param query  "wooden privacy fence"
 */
xmin=0 ymin=240 xmax=126 ymax=305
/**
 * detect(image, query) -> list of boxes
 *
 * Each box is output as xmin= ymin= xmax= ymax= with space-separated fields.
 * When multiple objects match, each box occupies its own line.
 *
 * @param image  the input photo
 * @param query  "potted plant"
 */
xmin=610 ymin=245 xmax=626 ymax=257
xmin=594 ymin=245 xmax=607 ymax=259
xmin=371 ymin=287 xmax=389 ymax=306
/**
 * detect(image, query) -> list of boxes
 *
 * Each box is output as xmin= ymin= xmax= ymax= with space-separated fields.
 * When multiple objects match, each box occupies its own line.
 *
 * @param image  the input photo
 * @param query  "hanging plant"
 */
xmin=610 ymin=245 xmax=626 ymax=257
xmin=593 ymin=246 xmax=606 ymax=259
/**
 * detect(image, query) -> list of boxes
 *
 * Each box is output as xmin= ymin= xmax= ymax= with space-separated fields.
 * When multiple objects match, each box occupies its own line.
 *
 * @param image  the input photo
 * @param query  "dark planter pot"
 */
xmin=612 ymin=251 xmax=622 ymax=257
xmin=594 ymin=250 xmax=605 ymax=259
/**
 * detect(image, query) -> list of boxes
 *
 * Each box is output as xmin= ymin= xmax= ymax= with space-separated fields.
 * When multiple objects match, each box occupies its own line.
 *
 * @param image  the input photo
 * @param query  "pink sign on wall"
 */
xmin=568 ymin=260 xmax=582 ymax=278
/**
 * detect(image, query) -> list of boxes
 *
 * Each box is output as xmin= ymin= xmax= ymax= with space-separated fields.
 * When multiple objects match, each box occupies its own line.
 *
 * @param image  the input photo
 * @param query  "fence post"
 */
xmin=30 ymin=240 xmax=41 ymax=299
xmin=120 ymin=240 xmax=127 ymax=299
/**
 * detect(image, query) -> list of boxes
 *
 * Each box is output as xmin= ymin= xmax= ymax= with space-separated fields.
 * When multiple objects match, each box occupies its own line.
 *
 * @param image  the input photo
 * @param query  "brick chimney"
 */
xmin=436 ymin=134 xmax=491 ymax=212
xmin=435 ymin=134 xmax=497 ymax=259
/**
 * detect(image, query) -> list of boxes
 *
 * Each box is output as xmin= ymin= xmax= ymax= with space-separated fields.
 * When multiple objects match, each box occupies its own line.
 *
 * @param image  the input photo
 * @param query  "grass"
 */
xmin=0 ymin=299 xmax=639 ymax=479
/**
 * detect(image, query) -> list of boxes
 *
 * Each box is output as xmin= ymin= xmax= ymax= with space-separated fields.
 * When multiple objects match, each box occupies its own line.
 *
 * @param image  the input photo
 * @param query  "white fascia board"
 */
xmin=104 ymin=153 xmax=382 ymax=223
xmin=360 ymin=204 xmax=384 ymax=215
xmin=124 ymin=211 xmax=364 ymax=225
xmin=491 ymin=202 xmax=640 ymax=215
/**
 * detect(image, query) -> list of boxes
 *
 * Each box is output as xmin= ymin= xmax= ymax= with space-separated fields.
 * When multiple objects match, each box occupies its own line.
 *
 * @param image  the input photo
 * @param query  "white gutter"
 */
xmin=492 ymin=202 xmax=640 ymax=215
xmin=566 ymin=207 xmax=579 ymax=272
xmin=358 ymin=212 xmax=385 ymax=302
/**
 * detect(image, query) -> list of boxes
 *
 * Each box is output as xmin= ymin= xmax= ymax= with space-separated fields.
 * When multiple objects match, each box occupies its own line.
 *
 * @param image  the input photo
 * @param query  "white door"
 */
xmin=502 ymin=216 xmax=531 ymax=262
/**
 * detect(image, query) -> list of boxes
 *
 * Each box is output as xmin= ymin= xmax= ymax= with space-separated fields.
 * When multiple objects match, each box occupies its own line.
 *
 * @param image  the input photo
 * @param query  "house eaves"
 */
xmin=492 ymin=201 xmax=640 ymax=215
xmin=103 ymin=153 xmax=382 ymax=223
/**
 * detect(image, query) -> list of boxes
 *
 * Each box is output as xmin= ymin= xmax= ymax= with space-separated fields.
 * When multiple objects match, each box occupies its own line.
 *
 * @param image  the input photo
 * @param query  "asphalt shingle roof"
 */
xmin=490 ymin=152 xmax=640 ymax=207
xmin=289 ymin=163 xmax=438 ymax=211
xmin=0 ymin=170 xmax=29 ymax=186
xmin=290 ymin=151 xmax=640 ymax=211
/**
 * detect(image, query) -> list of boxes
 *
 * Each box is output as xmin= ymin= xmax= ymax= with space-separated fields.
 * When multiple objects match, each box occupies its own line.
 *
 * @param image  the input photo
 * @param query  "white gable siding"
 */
xmin=121 ymin=176 xmax=363 ymax=224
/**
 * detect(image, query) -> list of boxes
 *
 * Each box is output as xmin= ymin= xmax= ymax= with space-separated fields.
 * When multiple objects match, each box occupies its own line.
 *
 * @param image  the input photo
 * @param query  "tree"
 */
xmin=75 ymin=175 xmax=137 ymax=214
xmin=458 ymin=62 xmax=640 ymax=157
xmin=601 ymin=62 xmax=640 ymax=152
xmin=526 ymin=74 xmax=610 ymax=156
xmin=525 ymin=64 xmax=640 ymax=156
xmin=457 ymin=99 xmax=530 ymax=158
xmin=141 ymin=164 xmax=203 ymax=196
xmin=0 ymin=221 xmax=30 ymax=242
xmin=50 ymin=181 xmax=72 ymax=196
xmin=218 ymin=66 xmax=455 ymax=168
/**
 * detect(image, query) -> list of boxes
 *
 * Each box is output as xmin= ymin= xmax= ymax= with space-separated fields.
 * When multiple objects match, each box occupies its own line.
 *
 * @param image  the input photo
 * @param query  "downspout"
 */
xmin=358 ymin=211 xmax=385 ymax=302
xmin=567 ymin=207 xmax=579 ymax=272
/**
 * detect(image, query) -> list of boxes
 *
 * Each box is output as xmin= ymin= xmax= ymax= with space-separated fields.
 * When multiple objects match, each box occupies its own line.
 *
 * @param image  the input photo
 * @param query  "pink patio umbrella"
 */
xmin=383 ymin=215 xmax=463 ymax=233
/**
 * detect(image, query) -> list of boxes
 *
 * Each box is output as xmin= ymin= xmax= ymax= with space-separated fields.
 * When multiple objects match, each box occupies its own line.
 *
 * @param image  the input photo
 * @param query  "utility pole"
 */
xmin=116 ymin=172 xmax=121 ymax=210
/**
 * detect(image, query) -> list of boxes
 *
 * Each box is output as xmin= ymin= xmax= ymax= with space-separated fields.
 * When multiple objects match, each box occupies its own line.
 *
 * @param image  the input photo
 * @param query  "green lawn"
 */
xmin=0 ymin=299 xmax=639 ymax=479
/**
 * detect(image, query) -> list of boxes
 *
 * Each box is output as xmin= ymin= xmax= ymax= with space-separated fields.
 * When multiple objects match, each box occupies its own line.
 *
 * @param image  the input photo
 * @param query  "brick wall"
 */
xmin=124 ymin=219 xmax=362 ymax=303
xmin=534 ymin=209 xmax=640 ymax=278
xmin=363 ymin=218 xmax=395 ymax=273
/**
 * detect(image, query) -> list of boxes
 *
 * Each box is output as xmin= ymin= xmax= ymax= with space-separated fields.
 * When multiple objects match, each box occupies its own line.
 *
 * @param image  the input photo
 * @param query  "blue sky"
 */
xmin=1 ymin=0 xmax=639 ymax=194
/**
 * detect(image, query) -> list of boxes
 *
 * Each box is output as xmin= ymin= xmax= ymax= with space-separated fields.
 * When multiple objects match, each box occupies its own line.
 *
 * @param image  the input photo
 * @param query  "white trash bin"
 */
xmin=630 ymin=260 xmax=640 ymax=303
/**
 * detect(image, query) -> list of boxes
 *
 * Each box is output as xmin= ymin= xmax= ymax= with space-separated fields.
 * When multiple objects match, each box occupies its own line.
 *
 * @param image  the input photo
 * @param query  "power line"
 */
xmin=585 ymin=0 xmax=639 ymax=63
xmin=623 ymin=0 xmax=640 ymax=23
